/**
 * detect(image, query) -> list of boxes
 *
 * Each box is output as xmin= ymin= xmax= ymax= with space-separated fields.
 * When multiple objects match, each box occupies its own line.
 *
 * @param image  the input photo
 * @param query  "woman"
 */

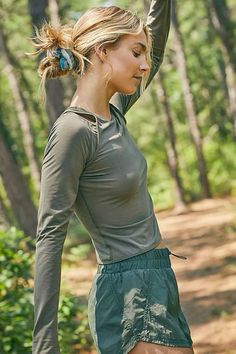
xmin=32 ymin=0 xmax=194 ymax=353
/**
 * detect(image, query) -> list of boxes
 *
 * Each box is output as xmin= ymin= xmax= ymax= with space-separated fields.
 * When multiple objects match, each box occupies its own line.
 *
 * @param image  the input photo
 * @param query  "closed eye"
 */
xmin=133 ymin=51 xmax=141 ymax=58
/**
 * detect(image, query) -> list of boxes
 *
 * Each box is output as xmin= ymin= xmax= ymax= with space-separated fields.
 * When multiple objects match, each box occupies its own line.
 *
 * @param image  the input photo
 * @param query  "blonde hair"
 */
xmin=30 ymin=5 xmax=153 ymax=100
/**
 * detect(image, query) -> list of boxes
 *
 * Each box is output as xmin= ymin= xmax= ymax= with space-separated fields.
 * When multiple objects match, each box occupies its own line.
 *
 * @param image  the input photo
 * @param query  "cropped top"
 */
xmin=32 ymin=1 xmax=171 ymax=353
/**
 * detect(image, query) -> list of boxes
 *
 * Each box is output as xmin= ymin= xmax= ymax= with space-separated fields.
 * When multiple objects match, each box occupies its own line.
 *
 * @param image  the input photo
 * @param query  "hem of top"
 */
xmin=97 ymin=238 xmax=164 ymax=265
xmin=122 ymin=335 xmax=193 ymax=354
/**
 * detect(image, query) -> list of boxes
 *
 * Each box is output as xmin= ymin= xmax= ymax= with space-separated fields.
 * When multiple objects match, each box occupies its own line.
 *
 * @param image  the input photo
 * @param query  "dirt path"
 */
xmin=62 ymin=197 xmax=236 ymax=354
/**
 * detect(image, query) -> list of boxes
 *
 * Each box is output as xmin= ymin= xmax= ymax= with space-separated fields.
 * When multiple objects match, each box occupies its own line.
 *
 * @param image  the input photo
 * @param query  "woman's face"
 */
xmin=105 ymin=30 xmax=150 ymax=95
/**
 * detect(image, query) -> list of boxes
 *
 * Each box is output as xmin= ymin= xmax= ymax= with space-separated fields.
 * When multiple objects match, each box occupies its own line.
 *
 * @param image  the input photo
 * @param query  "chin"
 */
xmin=119 ymin=86 xmax=138 ymax=95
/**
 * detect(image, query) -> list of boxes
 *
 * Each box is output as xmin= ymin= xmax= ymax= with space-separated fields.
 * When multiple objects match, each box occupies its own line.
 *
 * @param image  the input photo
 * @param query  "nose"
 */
xmin=139 ymin=60 xmax=150 ymax=74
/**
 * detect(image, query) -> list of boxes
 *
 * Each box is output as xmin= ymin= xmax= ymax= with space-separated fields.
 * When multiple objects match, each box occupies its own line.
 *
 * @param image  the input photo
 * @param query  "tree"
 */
xmin=0 ymin=28 xmax=41 ymax=193
xmin=171 ymin=0 xmax=211 ymax=198
xmin=209 ymin=0 xmax=236 ymax=139
xmin=0 ymin=132 xmax=37 ymax=247
xmin=154 ymin=71 xmax=187 ymax=209
xmin=28 ymin=0 xmax=65 ymax=127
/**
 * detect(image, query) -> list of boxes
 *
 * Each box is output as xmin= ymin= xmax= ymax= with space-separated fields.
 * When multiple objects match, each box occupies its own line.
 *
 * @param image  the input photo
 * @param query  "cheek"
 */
xmin=107 ymin=51 xmax=138 ymax=94
xmin=110 ymin=51 xmax=136 ymax=77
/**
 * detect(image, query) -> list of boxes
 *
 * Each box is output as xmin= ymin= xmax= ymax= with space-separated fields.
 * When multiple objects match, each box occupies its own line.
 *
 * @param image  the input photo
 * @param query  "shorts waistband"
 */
xmin=97 ymin=247 xmax=171 ymax=274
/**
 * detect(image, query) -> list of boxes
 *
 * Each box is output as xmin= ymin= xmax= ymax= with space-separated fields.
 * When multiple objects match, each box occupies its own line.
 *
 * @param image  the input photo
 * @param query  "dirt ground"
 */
xmin=61 ymin=197 xmax=236 ymax=354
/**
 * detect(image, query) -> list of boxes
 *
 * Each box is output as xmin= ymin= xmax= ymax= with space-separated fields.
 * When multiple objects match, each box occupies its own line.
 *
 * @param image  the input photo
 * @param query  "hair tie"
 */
xmin=51 ymin=47 xmax=77 ymax=71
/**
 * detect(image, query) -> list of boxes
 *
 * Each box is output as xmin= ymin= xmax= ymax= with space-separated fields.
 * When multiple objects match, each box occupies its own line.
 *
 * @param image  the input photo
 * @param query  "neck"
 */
xmin=70 ymin=71 xmax=115 ymax=121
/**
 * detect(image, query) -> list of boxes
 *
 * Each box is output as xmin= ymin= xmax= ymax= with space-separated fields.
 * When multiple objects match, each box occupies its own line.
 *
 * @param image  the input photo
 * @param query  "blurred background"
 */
xmin=0 ymin=0 xmax=236 ymax=353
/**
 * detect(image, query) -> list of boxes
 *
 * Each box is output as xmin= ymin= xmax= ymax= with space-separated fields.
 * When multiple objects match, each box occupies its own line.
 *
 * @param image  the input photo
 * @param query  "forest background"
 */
xmin=0 ymin=0 xmax=236 ymax=353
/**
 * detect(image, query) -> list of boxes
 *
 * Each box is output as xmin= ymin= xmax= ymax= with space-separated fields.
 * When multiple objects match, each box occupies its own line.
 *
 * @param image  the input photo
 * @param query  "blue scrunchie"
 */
xmin=51 ymin=48 xmax=77 ymax=71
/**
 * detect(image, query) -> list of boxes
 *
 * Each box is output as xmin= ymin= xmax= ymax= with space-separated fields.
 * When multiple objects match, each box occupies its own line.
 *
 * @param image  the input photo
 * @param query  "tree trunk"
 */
xmin=28 ymin=0 xmax=65 ymax=128
xmin=0 ymin=193 xmax=10 ymax=230
xmin=0 ymin=29 xmax=41 ymax=194
xmin=210 ymin=0 xmax=236 ymax=139
xmin=0 ymin=133 xmax=37 ymax=248
xmin=155 ymin=71 xmax=187 ymax=210
xmin=211 ymin=0 xmax=236 ymax=73
xmin=171 ymin=0 xmax=211 ymax=198
xmin=48 ymin=0 xmax=60 ymax=27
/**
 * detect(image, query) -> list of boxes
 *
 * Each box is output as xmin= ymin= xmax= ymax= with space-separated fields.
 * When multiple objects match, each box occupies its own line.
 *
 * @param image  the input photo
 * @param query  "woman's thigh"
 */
xmin=129 ymin=341 xmax=194 ymax=354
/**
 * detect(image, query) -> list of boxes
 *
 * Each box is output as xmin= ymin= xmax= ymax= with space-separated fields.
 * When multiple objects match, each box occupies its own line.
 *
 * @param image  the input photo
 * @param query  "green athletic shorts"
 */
xmin=88 ymin=247 xmax=193 ymax=354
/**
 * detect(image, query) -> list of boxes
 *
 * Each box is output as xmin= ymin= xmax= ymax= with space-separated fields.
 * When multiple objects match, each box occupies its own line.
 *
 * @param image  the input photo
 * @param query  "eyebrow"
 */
xmin=133 ymin=42 xmax=147 ymax=53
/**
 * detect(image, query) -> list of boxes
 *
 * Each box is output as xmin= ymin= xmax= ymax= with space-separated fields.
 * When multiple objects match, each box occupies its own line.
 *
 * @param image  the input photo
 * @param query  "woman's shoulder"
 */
xmin=51 ymin=108 xmax=98 ymax=140
xmin=43 ymin=109 xmax=98 ymax=162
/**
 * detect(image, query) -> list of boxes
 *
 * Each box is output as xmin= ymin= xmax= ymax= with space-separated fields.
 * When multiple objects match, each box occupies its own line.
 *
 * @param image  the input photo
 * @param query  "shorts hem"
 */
xmin=123 ymin=334 xmax=193 ymax=354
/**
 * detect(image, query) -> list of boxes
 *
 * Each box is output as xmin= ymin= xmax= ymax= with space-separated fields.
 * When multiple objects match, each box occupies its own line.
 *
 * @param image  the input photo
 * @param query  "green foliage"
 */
xmin=64 ymin=218 xmax=93 ymax=263
xmin=67 ymin=218 xmax=92 ymax=246
xmin=58 ymin=295 xmax=94 ymax=354
xmin=206 ymin=140 xmax=236 ymax=196
xmin=0 ymin=227 xmax=94 ymax=354
xmin=1 ymin=0 xmax=236 ymax=211
xmin=0 ymin=227 xmax=34 ymax=353
xmin=123 ymin=0 xmax=236 ymax=208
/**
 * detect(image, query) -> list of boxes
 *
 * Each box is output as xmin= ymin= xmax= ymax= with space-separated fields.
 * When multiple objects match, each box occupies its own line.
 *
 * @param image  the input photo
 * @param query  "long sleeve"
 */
xmin=32 ymin=113 xmax=92 ymax=354
xmin=110 ymin=0 xmax=171 ymax=115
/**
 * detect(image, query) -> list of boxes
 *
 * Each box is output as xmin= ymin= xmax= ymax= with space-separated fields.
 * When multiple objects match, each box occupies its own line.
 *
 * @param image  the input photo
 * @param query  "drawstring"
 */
xmin=169 ymin=251 xmax=187 ymax=260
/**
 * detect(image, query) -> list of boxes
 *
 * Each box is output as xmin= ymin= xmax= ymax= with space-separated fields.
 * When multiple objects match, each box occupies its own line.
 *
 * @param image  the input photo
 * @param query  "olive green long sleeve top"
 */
xmin=32 ymin=1 xmax=171 ymax=353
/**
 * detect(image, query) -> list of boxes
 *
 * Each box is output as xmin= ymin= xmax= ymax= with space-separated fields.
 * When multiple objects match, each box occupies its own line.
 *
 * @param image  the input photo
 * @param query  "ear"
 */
xmin=94 ymin=44 xmax=107 ymax=62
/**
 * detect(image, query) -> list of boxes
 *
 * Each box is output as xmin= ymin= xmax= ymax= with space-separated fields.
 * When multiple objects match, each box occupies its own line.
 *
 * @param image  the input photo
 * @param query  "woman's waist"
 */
xmin=154 ymin=239 xmax=167 ymax=249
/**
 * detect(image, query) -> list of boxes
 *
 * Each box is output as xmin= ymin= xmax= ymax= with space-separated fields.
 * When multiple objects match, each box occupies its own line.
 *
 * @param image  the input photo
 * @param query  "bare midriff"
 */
xmin=154 ymin=239 xmax=167 ymax=249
